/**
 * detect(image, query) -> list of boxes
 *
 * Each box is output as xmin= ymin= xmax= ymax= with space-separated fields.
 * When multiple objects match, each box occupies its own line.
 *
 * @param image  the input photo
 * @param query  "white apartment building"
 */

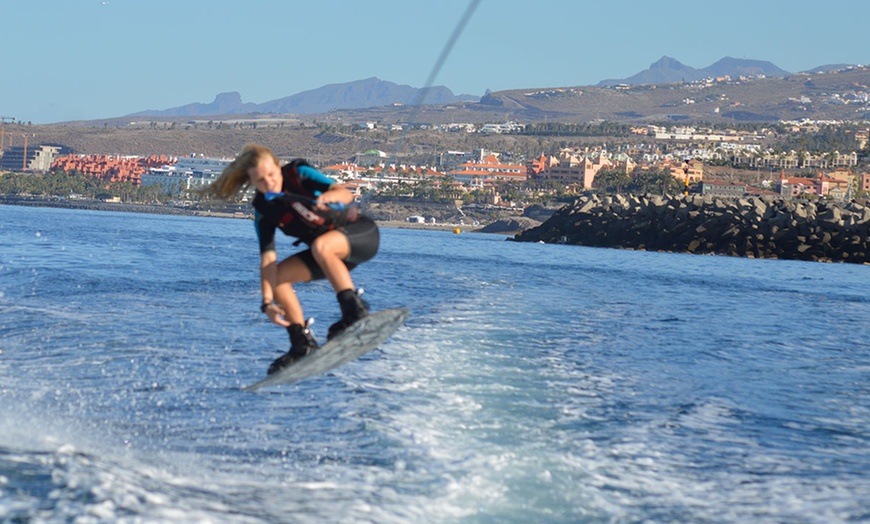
xmin=142 ymin=155 xmax=233 ymax=195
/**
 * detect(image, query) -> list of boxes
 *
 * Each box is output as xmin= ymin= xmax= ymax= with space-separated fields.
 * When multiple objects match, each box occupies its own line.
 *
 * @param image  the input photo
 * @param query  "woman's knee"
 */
xmin=309 ymin=237 xmax=328 ymax=264
xmin=311 ymin=232 xmax=349 ymax=263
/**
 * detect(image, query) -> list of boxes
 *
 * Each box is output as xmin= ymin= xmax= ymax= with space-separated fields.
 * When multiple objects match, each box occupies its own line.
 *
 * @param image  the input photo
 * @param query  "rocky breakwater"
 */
xmin=512 ymin=194 xmax=870 ymax=264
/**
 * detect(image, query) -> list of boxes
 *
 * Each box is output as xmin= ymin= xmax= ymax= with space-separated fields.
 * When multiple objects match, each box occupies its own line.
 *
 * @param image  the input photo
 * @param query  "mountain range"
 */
xmin=596 ymin=56 xmax=792 ymax=86
xmin=122 ymin=57 xmax=867 ymax=124
xmin=128 ymin=77 xmax=478 ymax=118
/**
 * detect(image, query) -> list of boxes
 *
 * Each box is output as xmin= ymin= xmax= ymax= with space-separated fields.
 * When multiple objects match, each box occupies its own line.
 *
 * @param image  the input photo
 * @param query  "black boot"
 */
xmin=327 ymin=289 xmax=369 ymax=340
xmin=267 ymin=322 xmax=319 ymax=375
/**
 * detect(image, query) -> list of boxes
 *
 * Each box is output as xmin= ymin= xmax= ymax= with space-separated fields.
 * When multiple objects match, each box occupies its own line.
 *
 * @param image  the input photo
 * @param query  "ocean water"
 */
xmin=1 ymin=204 xmax=869 ymax=523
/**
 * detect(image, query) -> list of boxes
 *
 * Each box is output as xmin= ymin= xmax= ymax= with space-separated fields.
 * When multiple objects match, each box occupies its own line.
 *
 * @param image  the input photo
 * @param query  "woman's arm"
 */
xmin=259 ymin=250 xmax=290 ymax=327
xmin=296 ymin=164 xmax=355 ymax=209
xmin=314 ymin=184 xmax=355 ymax=208
xmin=260 ymin=250 xmax=278 ymax=304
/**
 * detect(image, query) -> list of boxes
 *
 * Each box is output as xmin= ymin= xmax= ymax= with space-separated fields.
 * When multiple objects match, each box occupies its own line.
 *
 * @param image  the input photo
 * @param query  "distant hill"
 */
xmin=445 ymin=65 xmax=870 ymax=125
xmin=129 ymin=92 xmax=259 ymax=117
xmin=88 ymin=57 xmax=869 ymax=127
xmin=24 ymin=61 xmax=870 ymax=161
xmin=700 ymin=56 xmax=789 ymax=78
xmin=598 ymin=56 xmax=789 ymax=86
xmin=598 ymin=56 xmax=700 ymax=86
xmin=802 ymin=63 xmax=862 ymax=74
xmin=129 ymin=77 xmax=479 ymax=118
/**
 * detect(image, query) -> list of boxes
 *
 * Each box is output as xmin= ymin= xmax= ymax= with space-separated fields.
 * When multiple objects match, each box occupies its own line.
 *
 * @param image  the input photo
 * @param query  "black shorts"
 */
xmin=295 ymin=215 xmax=379 ymax=281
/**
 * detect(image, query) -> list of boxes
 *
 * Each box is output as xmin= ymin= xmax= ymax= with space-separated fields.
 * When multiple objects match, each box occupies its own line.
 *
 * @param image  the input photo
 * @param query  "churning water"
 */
xmin=1 ymin=205 xmax=869 ymax=523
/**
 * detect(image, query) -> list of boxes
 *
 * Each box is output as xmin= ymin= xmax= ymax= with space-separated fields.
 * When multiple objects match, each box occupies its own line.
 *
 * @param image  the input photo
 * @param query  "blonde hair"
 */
xmin=201 ymin=144 xmax=280 ymax=200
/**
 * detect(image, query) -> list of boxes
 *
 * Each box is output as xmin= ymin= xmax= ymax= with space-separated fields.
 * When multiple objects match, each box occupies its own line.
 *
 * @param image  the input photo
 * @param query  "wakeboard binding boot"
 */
xmin=327 ymin=289 xmax=369 ymax=340
xmin=267 ymin=320 xmax=318 ymax=375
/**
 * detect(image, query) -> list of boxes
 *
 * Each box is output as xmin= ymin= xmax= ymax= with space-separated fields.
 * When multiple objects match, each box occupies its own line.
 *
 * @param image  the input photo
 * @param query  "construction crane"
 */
xmin=22 ymin=132 xmax=29 ymax=170
xmin=0 ymin=116 xmax=14 ymax=150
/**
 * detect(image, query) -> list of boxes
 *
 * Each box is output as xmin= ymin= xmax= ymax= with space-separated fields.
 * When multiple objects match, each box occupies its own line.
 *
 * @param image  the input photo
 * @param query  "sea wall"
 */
xmin=0 ymin=197 xmax=246 ymax=218
xmin=512 ymin=194 xmax=870 ymax=264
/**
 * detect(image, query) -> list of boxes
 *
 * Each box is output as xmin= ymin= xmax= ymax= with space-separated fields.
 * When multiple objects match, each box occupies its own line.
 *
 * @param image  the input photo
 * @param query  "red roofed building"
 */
xmin=450 ymin=153 xmax=526 ymax=185
xmin=818 ymin=174 xmax=851 ymax=199
xmin=778 ymin=174 xmax=820 ymax=198
xmin=51 ymin=155 xmax=171 ymax=186
xmin=776 ymin=169 xmax=856 ymax=199
xmin=526 ymin=154 xmax=560 ymax=177
xmin=322 ymin=162 xmax=366 ymax=180
xmin=529 ymin=151 xmax=612 ymax=189
xmin=826 ymin=168 xmax=853 ymax=182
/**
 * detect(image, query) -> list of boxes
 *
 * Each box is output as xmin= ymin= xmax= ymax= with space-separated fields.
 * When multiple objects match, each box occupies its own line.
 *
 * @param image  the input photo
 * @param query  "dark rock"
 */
xmin=511 ymin=194 xmax=870 ymax=264
xmin=477 ymin=217 xmax=541 ymax=234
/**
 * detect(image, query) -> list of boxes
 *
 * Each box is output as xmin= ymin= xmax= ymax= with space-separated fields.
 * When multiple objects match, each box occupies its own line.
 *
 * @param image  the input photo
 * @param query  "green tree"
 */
xmin=593 ymin=168 xmax=631 ymax=193
xmin=629 ymin=170 xmax=683 ymax=195
xmin=0 ymin=170 xmax=171 ymax=203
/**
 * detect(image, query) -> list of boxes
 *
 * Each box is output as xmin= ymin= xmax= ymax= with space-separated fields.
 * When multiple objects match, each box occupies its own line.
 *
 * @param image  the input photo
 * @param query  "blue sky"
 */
xmin=2 ymin=0 xmax=868 ymax=124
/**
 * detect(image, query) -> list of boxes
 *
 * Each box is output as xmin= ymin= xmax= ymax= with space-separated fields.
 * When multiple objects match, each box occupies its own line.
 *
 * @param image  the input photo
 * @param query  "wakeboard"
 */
xmin=243 ymin=307 xmax=410 ymax=392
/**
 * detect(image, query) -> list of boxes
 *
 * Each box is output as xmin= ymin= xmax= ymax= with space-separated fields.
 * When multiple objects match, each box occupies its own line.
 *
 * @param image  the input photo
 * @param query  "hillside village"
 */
xmin=2 ymin=118 xmax=869 ymax=214
xmin=4 ymin=60 xmax=870 ymax=223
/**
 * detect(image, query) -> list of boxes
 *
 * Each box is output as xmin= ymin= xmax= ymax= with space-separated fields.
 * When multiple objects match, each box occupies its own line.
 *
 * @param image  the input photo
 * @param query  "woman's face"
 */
xmin=247 ymin=155 xmax=283 ymax=194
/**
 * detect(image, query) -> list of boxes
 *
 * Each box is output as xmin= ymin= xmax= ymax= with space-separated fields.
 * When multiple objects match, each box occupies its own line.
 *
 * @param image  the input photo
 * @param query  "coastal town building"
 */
xmin=700 ymin=180 xmax=747 ymax=197
xmin=526 ymin=154 xmax=560 ymax=177
xmin=682 ymin=159 xmax=705 ymax=184
xmin=653 ymin=159 xmax=705 ymax=185
xmin=336 ymin=179 xmax=375 ymax=197
xmin=4 ymin=119 xmax=866 ymax=205
xmin=142 ymin=155 xmax=233 ymax=195
xmin=1 ymin=144 xmax=71 ymax=173
xmin=321 ymin=161 xmax=447 ymax=192
xmin=817 ymin=174 xmax=852 ymax=198
xmin=528 ymin=151 xmax=612 ymax=189
xmin=649 ymin=125 xmax=742 ymax=142
xmin=353 ymin=149 xmax=388 ymax=167
xmin=322 ymin=162 xmax=367 ymax=180
xmin=773 ymin=168 xmax=858 ymax=199
xmin=477 ymin=122 xmax=524 ymax=134
xmin=449 ymin=153 xmax=526 ymax=185
xmin=739 ymin=150 xmax=859 ymax=170
xmin=825 ymin=168 xmax=853 ymax=183
xmin=51 ymin=154 xmax=170 ymax=185
xmin=778 ymin=176 xmax=819 ymax=198
xmin=376 ymin=164 xmax=445 ymax=182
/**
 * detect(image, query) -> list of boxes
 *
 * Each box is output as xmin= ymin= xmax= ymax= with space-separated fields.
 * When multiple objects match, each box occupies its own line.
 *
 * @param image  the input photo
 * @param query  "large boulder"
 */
xmin=512 ymin=194 xmax=870 ymax=264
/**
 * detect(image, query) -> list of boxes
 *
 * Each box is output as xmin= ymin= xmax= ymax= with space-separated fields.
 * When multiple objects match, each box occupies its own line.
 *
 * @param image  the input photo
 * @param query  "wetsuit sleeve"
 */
xmin=254 ymin=209 xmax=277 ymax=253
xmin=297 ymin=164 xmax=336 ymax=195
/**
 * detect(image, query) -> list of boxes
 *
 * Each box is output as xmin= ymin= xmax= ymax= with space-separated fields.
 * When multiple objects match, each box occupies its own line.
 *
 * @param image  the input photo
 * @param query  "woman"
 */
xmin=204 ymin=144 xmax=379 ymax=375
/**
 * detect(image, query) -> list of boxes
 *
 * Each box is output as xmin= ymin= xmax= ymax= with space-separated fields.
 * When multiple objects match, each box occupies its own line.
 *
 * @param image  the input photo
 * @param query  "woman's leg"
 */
xmin=310 ymin=229 xmax=354 ymax=292
xmin=274 ymin=255 xmax=314 ymax=326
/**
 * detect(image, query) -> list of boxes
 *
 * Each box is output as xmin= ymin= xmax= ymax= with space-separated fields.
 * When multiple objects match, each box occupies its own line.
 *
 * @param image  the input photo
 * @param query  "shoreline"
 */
xmin=0 ymin=197 xmax=495 ymax=233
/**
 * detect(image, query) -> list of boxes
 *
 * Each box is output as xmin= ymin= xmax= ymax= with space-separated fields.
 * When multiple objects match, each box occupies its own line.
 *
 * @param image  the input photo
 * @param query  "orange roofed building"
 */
xmin=449 ymin=153 xmax=526 ymax=185
xmin=778 ymin=169 xmax=856 ymax=199
xmin=322 ymin=162 xmax=444 ymax=181
xmin=321 ymin=162 xmax=367 ymax=179
xmin=52 ymin=155 xmax=172 ymax=186
xmin=662 ymin=159 xmax=704 ymax=184
xmin=528 ymin=151 xmax=612 ymax=189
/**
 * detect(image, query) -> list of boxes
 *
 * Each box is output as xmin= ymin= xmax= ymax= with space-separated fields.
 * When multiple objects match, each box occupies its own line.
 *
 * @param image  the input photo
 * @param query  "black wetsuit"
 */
xmin=251 ymin=159 xmax=379 ymax=280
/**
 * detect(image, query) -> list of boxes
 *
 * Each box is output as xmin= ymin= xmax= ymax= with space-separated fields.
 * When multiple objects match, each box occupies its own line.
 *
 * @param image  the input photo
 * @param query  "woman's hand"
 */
xmin=262 ymin=303 xmax=291 ymax=327
xmin=314 ymin=185 xmax=359 ymax=222
xmin=314 ymin=185 xmax=354 ymax=210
